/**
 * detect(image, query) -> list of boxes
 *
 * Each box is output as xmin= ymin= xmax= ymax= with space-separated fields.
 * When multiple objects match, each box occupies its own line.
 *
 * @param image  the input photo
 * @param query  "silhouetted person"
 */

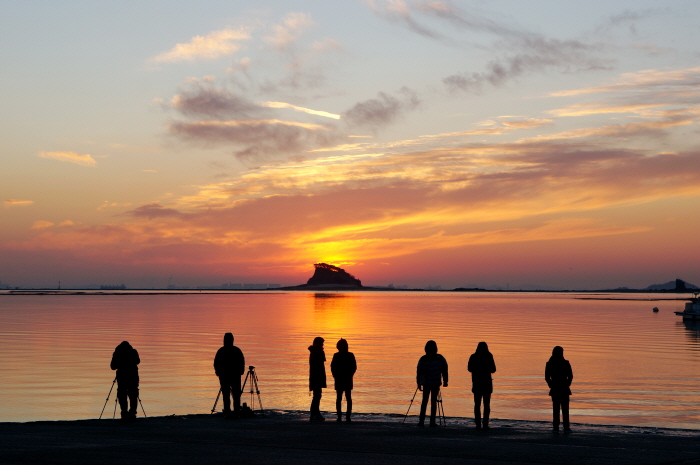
xmin=214 ymin=333 xmax=245 ymax=418
xmin=110 ymin=341 xmax=140 ymax=420
xmin=416 ymin=340 xmax=448 ymax=427
xmin=330 ymin=338 xmax=357 ymax=422
xmin=545 ymin=346 xmax=573 ymax=432
xmin=468 ymin=341 xmax=496 ymax=430
xmin=309 ymin=336 xmax=327 ymax=421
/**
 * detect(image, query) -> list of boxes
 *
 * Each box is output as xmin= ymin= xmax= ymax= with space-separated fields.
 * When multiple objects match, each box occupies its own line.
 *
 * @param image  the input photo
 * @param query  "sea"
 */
xmin=0 ymin=291 xmax=698 ymax=428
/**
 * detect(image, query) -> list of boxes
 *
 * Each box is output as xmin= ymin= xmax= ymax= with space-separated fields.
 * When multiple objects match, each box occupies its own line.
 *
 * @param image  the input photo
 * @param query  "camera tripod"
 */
xmin=211 ymin=366 xmax=264 ymax=416
xmin=99 ymin=376 xmax=147 ymax=419
xmin=402 ymin=386 xmax=446 ymax=425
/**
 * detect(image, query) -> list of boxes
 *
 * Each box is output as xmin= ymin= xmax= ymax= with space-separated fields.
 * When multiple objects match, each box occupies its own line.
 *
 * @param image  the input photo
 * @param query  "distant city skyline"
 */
xmin=2 ymin=1 xmax=700 ymax=289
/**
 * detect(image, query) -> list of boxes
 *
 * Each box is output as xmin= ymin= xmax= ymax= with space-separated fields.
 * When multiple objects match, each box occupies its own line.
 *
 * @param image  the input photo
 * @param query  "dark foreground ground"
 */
xmin=1 ymin=412 xmax=699 ymax=465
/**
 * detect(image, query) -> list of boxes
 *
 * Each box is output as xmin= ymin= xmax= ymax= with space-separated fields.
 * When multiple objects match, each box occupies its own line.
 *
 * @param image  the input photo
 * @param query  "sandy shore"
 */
xmin=1 ymin=411 xmax=698 ymax=464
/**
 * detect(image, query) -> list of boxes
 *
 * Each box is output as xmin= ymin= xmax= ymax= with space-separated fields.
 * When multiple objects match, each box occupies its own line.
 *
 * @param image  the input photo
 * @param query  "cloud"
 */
xmin=264 ymin=12 xmax=315 ymax=51
xmin=126 ymin=203 xmax=185 ymax=219
xmin=370 ymin=1 xmax=610 ymax=93
xmin=152 ymin=28 xmax=251 ymax=63
xmin=368 ymin=0 xmax=442 ymax=39
xmin=4 ymin=199 xmax=34 ymax=208
xmin=171 ymin=84 xmax=266 ymax=119
xmin=169 ymin=119 xmax=345 ymax=161
xmin=37 ymin=151 xmax=96 ymax=167
xmin=343 ymin=88 xmax=420 ymax=129
xmin=31 ymin=221 xmax=54 ymax=230
xmin=551 ymin=67 xmax=700 ymax=97
xmin=263 ymin=101 xmax=340 ymax=119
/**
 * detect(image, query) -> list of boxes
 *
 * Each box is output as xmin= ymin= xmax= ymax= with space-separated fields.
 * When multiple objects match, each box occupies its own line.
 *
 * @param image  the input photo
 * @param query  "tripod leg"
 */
xmin=438 ymin=390 xmax=445 ymax=425
xmin=240 ymin=371 xmax=250 ymax=397
xmin=211 ymin=388 xmax=221 ymax=414
xmin=99 ymin=377 xmax=117 ymax=419
xmin=138 ymin=397 xmax=147 ymax=418
xmin=253 ymin=373 xmax=264 ymax=416
xmin=402 ymin=387 xmax=419 ymax=424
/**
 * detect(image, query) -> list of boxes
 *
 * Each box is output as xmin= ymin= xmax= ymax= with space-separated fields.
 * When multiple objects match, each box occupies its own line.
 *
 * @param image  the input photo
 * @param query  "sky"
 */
xmin=2 ymin=0 xmax=700 ymax=290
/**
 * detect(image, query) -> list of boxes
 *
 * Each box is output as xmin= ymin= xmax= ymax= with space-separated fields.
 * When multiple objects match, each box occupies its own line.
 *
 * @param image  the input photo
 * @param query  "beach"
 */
xmin=1 ymin=412 xmax=698 ymax=465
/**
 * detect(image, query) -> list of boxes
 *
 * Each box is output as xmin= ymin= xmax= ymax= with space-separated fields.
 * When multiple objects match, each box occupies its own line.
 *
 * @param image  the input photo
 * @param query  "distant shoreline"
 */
xmin=0 ymin=288 xmax=695 ymax=301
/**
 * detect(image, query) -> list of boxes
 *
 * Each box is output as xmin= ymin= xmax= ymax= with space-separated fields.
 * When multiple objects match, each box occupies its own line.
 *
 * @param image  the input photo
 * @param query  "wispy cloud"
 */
xmin=4 ymin=199 xmax=34 ymax=208
xmin=169 ymin=119 xmax=345 ymax=162
xmin=31 ymin=221 xmax=54 ymax=230
xmin=264 ymin=13 xmax=315 ymax=51
xmin=152 ymin=28 xmax=251 ymax=63
xmin=369 ymin=1 xmax=611 ymax=93
xmin=37 ymin=151 xmax=96 ymax=167
xmin=171 ymin=84 xmax=266 ymax=119
xmin=263 ymin=101 xmax=340 ymax=119
xmin=551 ymin=67 xmax=700 ymax=97
xmin=343 ymin=88 xmax=420 ymax=129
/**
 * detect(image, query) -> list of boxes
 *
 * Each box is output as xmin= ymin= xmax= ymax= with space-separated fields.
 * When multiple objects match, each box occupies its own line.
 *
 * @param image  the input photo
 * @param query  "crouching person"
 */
xmin=110 ymin=341 xmax=140 ymax=420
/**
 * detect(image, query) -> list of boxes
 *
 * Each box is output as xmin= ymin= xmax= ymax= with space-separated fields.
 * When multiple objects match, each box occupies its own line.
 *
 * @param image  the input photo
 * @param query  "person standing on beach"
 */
xmin=331 ymin=338 xmax=357 ymax=422
xmin=110 ymin=341 xmax=140 ymax=420
xmin=309 ymin=336 xmax=327 ymax=421
xmin=545 ymin=346 xmax=573 ymax=432
xmin=416 ymin=340 xmax=448 ymax=427
xmin=468 ymin=341 xmax=496 ymax=430
xmin=214 ymin=333 xmax=245 ymax=418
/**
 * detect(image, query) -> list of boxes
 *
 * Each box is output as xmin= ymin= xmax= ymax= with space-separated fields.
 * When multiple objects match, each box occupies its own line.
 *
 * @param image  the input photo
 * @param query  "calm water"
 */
xmin=0 ymin=291 xmax=698 ymax=428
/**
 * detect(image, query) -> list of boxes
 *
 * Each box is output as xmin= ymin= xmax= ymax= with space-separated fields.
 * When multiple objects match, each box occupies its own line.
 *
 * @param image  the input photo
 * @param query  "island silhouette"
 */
xmin=282 ymin=263 xmax=363 ymax=290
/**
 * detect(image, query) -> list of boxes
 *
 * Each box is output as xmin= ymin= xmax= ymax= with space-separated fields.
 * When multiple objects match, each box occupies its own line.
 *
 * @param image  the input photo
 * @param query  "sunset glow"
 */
xmin=2 ymin=1 xmax=700 ymax=289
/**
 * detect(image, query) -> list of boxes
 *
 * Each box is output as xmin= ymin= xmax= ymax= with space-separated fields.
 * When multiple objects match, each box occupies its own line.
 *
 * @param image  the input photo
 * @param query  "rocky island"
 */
xmin=282 ymin=263 xmax=363 ymax=290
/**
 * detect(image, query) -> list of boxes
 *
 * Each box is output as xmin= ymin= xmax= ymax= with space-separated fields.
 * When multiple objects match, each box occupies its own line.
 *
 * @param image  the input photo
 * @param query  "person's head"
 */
xmin=336 ymin=338 xmax=348 ymax=352
xmin=223 ymin=332 xmax=234 ymax=346
xmin=551 ymin=346 xmax=564 ymax=359
xmin=476 ymin=341 xmax=489 ymax=353
xmin=424 ymin=340 xmax=438 ymax=355
xmin=313 ymin=336 xmax=325 ymax=348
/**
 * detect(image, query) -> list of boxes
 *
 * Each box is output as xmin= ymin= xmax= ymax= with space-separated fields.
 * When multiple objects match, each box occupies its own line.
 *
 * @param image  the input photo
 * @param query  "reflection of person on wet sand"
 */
xmin=309 ymin=336 xmax=327 ymax=422
xmin=214 ymin=333 xmax=245 ymax=418
xmin=110 ymin=341 xmax=140 ymax=420
xmin=545 ymin=346 xmax=573 ymax=432
xmin=416 ymin=340 xmax=448 ymax=427
xmin=468 ymin=341 xmax=496 ymax=430
xmin=331 ymin=338 xmax=357 ymax=422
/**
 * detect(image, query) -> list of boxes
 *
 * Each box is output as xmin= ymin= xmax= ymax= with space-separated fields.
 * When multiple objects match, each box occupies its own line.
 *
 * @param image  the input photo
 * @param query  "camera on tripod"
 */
xmin=211 ymin=365 xmax=265 ymax=417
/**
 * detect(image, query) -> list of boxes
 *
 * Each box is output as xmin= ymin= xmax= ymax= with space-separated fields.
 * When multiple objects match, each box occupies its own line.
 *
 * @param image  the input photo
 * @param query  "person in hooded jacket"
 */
xmin=213 ymin=333 xmax=245 ymax=417
xmin=545 ymin=346 xmax=573 ymax=432
xmin=110 ymin=341 xmax=140 ymax=420
xmin=330 ymin=338 xmax=357 ymax=422
xmin=416 ymin=340 xmax=448 ymax=427
xmin=467 ymin=341 xmax=496 ymax=430
xmin=308 ymin=336 xmax=327 ymax=421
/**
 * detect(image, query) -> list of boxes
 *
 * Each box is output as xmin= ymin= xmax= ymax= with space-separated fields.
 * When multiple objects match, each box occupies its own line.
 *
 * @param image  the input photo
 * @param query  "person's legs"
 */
xmin=429 ymin=387 xmax=439 ymax=426
xmin=310 ymin=387 xmax=323 ymax=420
xmin=482 ymin=393 xmax=491 ymax=429
xmin=552 ymin=397 xmax=561 ymax=431
xmin=127 ymin=385 xmax=139 ymax=417
xmin=345 ymin=390 xmax=352 ymax=421
xmin=219 ymin=378 xmax=231 ymax=413
xmin=335 ymin=390 xmax=343 ymax=421
xmin=116 ymin=384 xmax=129 ymax=418
xmin=418 ymin=388 xmax=429 ymax=426
xmin=473 ymin=392 xmax=482 ymax=428
xmin=561 ymin=396 xmax=570 ymax=431
xmin=232 ymin=375 xmax=242 ymax=414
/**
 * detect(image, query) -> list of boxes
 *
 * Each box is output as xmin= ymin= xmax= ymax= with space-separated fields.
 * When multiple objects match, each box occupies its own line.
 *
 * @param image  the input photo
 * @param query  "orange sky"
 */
xmin=2 ymin=2 xmax=700 ymax=289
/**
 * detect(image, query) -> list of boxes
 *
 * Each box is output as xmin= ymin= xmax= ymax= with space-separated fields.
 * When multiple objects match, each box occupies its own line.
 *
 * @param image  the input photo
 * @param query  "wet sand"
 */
xmin=1 ymin=412 xmax=698 ymax=464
